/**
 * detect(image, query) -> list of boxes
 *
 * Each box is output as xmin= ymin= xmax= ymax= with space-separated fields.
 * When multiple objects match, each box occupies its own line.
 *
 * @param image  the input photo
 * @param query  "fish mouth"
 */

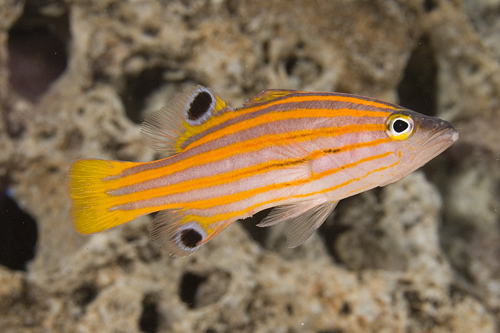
xmin=412 ymin=118 xmax=459 ymax=169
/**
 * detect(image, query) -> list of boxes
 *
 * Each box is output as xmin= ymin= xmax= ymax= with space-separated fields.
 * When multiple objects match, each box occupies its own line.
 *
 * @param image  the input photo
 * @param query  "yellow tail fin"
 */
xmin=68 ymin=159 xmax=138 ymax=234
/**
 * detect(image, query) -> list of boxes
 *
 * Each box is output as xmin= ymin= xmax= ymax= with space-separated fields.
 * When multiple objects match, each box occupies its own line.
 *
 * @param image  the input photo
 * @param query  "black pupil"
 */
xmin=180 ymin=229 xmax=202 ymax=248
xmin=393 ymin=119 xmax=409 ymax=133
xmin=188 ymin=91 xmax=213 ymax=120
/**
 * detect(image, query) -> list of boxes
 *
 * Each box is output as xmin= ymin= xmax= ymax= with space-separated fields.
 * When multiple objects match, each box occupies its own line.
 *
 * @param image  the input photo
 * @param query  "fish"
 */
xmin=68 ymin=86 xmax=458 ymax=256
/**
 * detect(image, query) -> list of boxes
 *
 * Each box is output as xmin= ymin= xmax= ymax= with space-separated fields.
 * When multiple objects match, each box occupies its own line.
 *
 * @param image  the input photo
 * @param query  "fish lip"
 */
xmin=428 ymin=120 xmax=458 ymax=143
xmin=409 ymin=119 xmax=458 ymax=168
xmin=418 ymin=116 xmax=458 ymax=146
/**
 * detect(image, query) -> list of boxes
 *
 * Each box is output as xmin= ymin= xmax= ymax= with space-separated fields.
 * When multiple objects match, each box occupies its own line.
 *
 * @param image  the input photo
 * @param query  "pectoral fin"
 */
xmin=258 ymin=200 xmax=338 ymax=248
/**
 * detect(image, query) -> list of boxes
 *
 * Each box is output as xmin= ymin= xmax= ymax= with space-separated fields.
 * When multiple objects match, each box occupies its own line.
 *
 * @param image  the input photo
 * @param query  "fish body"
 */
xmin=68 ymin=86 xmax=458 ymax=256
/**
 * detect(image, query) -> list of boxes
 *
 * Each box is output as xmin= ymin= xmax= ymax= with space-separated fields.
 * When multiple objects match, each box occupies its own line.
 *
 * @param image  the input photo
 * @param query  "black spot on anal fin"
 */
xmin=188 ymin=91 xmax=213 ymax=121
xmin=180 ymin=229 xmax=202 ymax=248
xmin=149 ymin=211 xmax=207 ymax=257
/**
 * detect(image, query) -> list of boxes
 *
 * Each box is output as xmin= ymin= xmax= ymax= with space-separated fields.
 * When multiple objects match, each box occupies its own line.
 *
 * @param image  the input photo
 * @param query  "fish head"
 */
xmin=381 ymin=110 xmax=459 ymax=185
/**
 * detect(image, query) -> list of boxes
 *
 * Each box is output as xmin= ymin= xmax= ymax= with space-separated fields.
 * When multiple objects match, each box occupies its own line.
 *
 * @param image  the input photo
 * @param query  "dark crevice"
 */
xmin=285 ymin=55 xmax=299 ymax=75
xmin=179 ymin=272 xmax=207 ymax=309
xmin=317 ymin=218 xmax=353 ymax=265
xmin=424 ymin=0 xmax=438 ymax=12
xmin=284 ymin=54 xmax=323 ymax=84
xmin=92 ymin=69 xmax=111 ymax=85
xmin=7 ymin=2 xmax=69 ymax=102
xmin=117 ymin=255 xmax=134 ymax=272
xmin=225 ymin=0 xmax=238 ymax=16
xmin=404 ymin=290 xmax=423 ymax=317
xmin=0 ymin=190 xmax=38 ymax=271
xmin=397 ymin=35 xmax=437 ymax=117
xmin=139 ymin=294 xmax=160 ymax=333
xmin=121 ymin=66 xmax=169 ymax=124
xmin=178 ymin=269 xmax=231 ymax=309
xmin=73 ymin=283 xmax=98 ymax=308
xmin=238 ymin=208 xmax=272 ymax=248
xmin=143 ymin=26 xmax=159 ymax=38
xmin=339 ymin=301 xmax=352 ymax=315
xmin=262 ymin=40 xmax=270 ymax=64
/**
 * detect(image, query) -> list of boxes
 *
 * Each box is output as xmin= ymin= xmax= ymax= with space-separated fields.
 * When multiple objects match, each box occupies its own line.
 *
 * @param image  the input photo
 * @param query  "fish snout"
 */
xmin=419 ymin=116 xmax=458 ymax=142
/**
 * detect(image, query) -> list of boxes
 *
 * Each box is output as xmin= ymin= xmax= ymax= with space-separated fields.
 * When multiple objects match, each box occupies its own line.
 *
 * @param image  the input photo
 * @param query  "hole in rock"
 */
xmin=262 ymin=40 xmax=270 ymax=64
xmin=143 ymin=26 xmax=159 ymax=38
xmin=317 ymin=219 xmax=352 ymax=265
xmin=73 ymin=283 xmax=99 ymax=308
xmin=397 ymin=35 xmax=437 ymax=117
xmin=117 ymin=255 xmax=134 ymax=272
xmin=7 ymin=2 xmax=69 ymax=102
xmin=285 ymin=55 xmax=299 ymax=75
xmin=404 ymin=290 xmax=423 ymax=316
xmin=339 ymin=301 xmax=352 ymax=315
xmin=225 ymin=0 xmax=238 ymax=16
xmin=284 ymin=55 xmax=322 ymax=85
xmin=121 ymin=66 xmax=169 ymax=124
xmin=179 ymin=272 xmax=207 ymax=309
xmin=424 ymin=0 xmax=438 ymax=12
xmin=0 ymin=189 xmax=38 ymax=271
xmin=179 ymin=269 xmax=231 ymax=309
xmin=139 ymin=294 xmax=160 ymax=333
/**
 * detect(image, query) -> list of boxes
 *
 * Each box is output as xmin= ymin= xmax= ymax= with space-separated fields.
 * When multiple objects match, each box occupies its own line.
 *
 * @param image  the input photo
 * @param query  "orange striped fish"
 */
xmin=68 ymin=86 xmax=458 ymax=256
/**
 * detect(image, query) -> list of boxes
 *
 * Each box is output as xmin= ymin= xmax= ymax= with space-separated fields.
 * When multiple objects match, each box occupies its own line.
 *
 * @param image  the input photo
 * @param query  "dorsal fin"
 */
xmin=243 ymin=89 xmax=297 ymax=107
xmin=141 ymin=86 xmax=232 ymax=154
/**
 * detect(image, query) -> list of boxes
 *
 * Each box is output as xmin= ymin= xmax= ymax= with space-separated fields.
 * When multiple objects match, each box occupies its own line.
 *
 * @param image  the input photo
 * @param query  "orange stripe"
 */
xmin=184 ymin=94 xmax=398 ymax=136
xmin=118 ymin=151 xmax=394 ymax=223
xmin=188 ymin=151 xmax=394 ymax=210
xmin=111 ymin=137 xmax=392 ymax=203
xmin=183 ymin=107 xmax=391 ymax=151
xmin=181 ymin=160 xmax=401 ymax=225
xmin=108 ymin=123 xmax=386 ymax=189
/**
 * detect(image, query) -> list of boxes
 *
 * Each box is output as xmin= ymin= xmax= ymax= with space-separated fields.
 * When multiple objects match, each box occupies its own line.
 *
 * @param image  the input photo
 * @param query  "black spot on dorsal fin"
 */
xmin=141 ymin=85 xmax=230 ymax=155
xmin=185 ymin=87 xmax=216 ymax=125
xmin=188 ymin=91 xmax=213 ymax=121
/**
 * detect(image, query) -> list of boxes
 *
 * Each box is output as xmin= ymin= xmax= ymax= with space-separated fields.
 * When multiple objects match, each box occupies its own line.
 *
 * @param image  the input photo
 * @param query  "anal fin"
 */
xmin=148 ymin=209 xmax=232 ymax=257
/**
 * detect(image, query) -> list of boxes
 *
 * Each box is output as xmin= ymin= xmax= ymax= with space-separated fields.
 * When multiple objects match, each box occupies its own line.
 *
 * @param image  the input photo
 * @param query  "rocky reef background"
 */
xmin=1 ymin=0 xmax=500 ymax=332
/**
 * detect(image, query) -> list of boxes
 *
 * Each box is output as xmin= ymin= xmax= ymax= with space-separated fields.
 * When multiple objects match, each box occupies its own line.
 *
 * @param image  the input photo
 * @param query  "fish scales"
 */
xmin=68 ymin=86 xmax=458 ymax=256
xmin=106 ymin=121 xmax=389 ymax=212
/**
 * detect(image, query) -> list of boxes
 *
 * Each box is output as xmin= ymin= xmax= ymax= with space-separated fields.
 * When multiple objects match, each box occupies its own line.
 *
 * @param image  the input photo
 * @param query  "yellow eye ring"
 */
xmin=385 ymin=114 xmax=415 ymax=140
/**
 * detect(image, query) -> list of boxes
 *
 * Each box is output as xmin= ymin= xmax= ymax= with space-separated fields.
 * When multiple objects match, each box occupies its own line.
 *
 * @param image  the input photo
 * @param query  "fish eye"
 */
xmin=386 ymin=114 xmax=414 ymax=140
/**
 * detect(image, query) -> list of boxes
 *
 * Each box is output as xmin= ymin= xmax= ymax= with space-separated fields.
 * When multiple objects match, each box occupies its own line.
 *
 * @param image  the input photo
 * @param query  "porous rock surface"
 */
xmin=1 ymin=0 xmax=500 ymax=332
